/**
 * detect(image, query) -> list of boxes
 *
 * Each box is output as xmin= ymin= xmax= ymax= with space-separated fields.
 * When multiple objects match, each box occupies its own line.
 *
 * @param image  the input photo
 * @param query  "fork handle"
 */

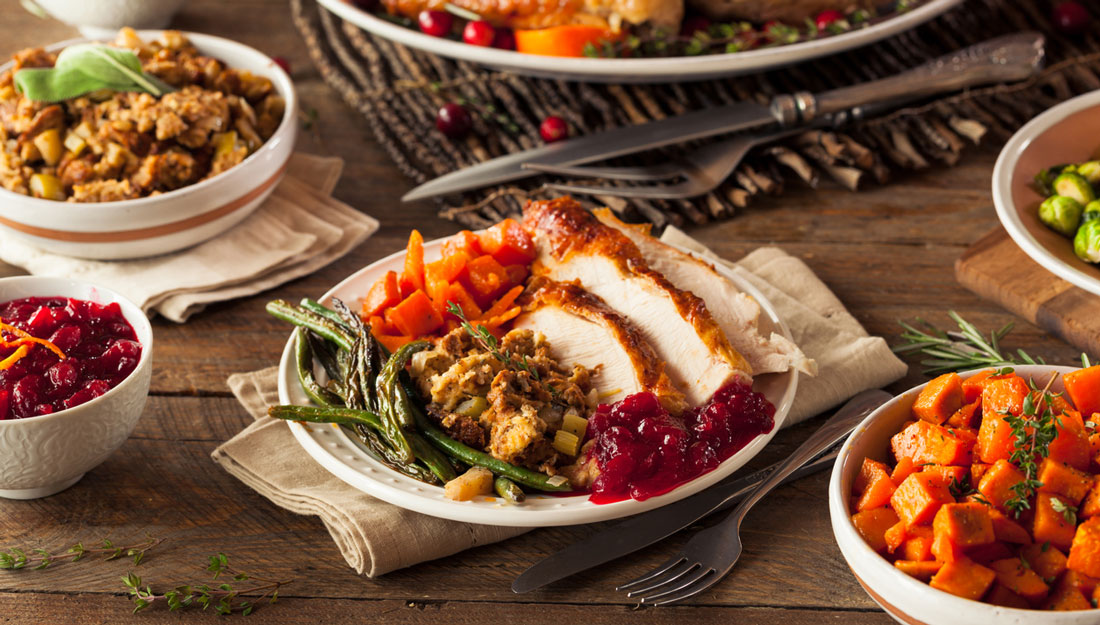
xmin=769 ymin=32 xmax=1044 ymax=126
xmin=723 ymin=389 xmax=892 ymax=526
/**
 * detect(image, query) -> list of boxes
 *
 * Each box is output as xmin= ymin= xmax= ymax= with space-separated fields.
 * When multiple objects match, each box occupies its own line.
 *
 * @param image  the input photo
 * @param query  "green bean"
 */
xmin=378 ymin=341 xmax=430 ymax=429
xmin=268 ymin=404 xmax=382 ymax=430
xmin=372 ymin=348 xmax=416 ymax=464
xmin=411 ymin=408 xmax=571 ymax=493
xmin=299 ymin=298 xmax=351 ymax=330
xmin=266 ymin=300 xmax=354 ymax=352
xmin=355 ymin=424 xmax=438 ymax=484
xmin=408 ymin=432 xmax=457 ymax=483
xmin=294 ymin=328 xmax=342 ymax=408
xmin=305 ymin=330 xmax=343 ymax=383
xmin=494 ymin=477 xmax=526 ymax=504
xmin=341 ymin=336 xmax=367 ymax=410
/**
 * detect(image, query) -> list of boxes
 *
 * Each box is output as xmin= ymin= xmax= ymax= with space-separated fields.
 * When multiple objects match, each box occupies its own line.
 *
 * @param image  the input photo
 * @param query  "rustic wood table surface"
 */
xmin=0 ymin=1 xmax=1086 ymax=623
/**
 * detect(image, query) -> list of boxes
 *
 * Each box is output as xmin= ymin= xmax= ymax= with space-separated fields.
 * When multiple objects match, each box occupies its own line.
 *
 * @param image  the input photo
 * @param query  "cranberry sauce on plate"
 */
xmin=586 ymin=383 xmax=775 ymax=504
xmin=0 ymin=297 xmax=142 ymax=420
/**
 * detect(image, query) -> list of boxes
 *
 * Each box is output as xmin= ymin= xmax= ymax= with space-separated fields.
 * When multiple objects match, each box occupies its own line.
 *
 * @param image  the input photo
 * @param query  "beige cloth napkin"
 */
xmin=212 ymin=232 xmax=908 ymax=577
xmin=0 ymin=154 xmax=379 ymax=322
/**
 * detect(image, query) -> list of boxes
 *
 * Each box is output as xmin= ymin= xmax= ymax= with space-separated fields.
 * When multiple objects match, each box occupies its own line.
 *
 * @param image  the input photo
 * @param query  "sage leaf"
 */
xmin=13 ymin=44 xmax=174 ymax=103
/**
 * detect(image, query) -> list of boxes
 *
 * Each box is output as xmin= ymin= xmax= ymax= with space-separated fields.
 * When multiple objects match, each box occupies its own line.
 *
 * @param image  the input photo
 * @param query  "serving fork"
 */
xmin=615 ymin=388 xmax=890 ymax=606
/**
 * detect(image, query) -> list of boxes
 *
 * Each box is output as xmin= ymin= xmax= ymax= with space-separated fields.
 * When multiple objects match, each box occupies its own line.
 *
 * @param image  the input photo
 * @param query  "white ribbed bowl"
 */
xmin=0 ymin=277 xmax=153 ymax=499
xmin=0 ymin=31 xmax=297 ymax=259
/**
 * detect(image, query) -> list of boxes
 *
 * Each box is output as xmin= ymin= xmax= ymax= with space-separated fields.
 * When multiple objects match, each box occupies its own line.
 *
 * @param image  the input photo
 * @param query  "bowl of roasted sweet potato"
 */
xmin=830 ymin=364 xmax=1100 ymax=623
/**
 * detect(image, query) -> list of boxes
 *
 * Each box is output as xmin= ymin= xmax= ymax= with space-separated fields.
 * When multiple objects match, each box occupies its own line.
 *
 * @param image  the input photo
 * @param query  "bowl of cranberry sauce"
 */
xmin=0 ymin=277 xmax=152 ymax=499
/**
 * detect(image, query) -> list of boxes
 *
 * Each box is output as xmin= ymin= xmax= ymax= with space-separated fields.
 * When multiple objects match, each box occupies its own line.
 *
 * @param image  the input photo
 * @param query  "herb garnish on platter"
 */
xmin=14 ymin=44 xmax=175 ymax=103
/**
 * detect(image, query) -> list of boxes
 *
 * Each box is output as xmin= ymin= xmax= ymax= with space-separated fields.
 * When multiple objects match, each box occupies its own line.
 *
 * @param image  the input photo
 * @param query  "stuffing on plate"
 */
xmin=0 ymin=28 xmax=285 ymax=202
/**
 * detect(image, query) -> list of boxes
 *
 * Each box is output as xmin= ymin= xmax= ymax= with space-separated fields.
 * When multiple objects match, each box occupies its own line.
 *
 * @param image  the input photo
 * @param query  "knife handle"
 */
xmin=770 ymin=32 xmax=1045 ymax=125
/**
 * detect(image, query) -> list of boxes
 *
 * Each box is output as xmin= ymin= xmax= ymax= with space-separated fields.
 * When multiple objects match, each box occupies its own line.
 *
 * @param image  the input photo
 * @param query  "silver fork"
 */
xmin=522 ymin=126 xmax=805 ymax=200
xmin=615 ymin=389 xmax=890 ymax=606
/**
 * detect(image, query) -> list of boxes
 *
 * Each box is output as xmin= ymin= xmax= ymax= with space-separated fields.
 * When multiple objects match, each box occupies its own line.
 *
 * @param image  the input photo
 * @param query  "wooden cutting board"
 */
xmin=956 ymin=227 xmax=1100 ymax=357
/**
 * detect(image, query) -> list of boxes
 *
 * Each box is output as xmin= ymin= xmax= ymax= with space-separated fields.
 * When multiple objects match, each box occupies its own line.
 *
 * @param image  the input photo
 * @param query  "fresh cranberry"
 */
xmin=680 ymin=16 xmax=711 ymax=37
xmin=436 ymin=102 xmax=472 ymax=138
xmin=539 ymin=115 xmax=569 ymax=143
xmin=463 ymin=20 xmax=496 ymax=46
xmin=47 ymin=361 xmax=78 ymax=394
xmin=272 ymin=56 xmax=292 ymax=75
xmin=12 ymin=375 xmax=41 ymax=418
xmin=1052 ymin=1 xmax=1091 ymax=35
xmin=814 ymin=9 xmax=844 ymax=30
xmin=492 ymin=28 xmax=516 ymax=50
xmin=418 ymin=10 xmax=453 ymax=37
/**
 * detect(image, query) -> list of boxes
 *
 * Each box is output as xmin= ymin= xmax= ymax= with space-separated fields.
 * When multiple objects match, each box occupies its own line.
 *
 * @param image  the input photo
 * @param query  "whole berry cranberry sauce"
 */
xmin=0 ymin=297 xmax=141 ymax=420
xmin=586 ymin=383 xmax=775 ymax=504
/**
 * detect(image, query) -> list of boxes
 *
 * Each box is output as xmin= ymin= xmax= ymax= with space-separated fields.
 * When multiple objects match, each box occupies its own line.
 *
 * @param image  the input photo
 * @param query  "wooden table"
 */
xmin=0 ymin=1 xmax=1085 ymax=622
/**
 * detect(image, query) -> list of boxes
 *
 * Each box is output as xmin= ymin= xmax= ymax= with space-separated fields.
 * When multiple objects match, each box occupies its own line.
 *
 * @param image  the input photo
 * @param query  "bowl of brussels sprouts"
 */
xmin=993 ymin=89 xmax=1100 ymax=296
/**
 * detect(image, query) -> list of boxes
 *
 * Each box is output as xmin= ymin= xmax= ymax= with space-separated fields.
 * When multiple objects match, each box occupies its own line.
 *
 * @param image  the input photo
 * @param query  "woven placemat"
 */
xmin=291 ymin=0 xmax=1100 ymax=229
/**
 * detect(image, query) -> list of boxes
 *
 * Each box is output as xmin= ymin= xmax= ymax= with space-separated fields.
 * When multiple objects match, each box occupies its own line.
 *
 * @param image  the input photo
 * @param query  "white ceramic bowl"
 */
xmin=31 ymin=0 xmax=189 ymax=38
xmin=0 ymin=31 xmax=298 ymax=260
xmin=829 ymin=365 xmax=1095 ymax=625
xmin=0 ymin=276 xmax=153 ymax=499
xmin=993 ymin=89 xmax=1100 ymax=297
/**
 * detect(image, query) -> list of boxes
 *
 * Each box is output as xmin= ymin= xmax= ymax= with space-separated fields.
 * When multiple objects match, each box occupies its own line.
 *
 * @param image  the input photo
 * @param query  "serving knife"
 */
xmin=511 ymin=388 xmax=892 ymax=594
xmin=403 ymin=32 xmax=1044 ymax=202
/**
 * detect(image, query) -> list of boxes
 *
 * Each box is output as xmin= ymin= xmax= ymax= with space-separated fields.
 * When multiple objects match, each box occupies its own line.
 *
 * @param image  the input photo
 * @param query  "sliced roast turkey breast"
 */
xmin=522 ymin=197 xmax=751 ymax=406
xmin=592 ymin=208 xmax=816 ymax=377
xmin=515 ymin=277 xmax=687 ymax=414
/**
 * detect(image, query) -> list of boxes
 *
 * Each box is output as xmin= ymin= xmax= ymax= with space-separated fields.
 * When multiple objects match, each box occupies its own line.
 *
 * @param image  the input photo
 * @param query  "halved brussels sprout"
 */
xmin=1075 ymin=161 xmax=1100 ymax=186
xmin=1074 ymin=220 xmax=1100 ymax=264
xmin=1083 ymin=199 xmax=1100 ymax=225
xmin=1054 ymin=171 xmax=1096 ymax=206
xmin=1034 ymin=165 xmax=1068 ymax=196
xmin=1039 ymin=195 xmax=1084 ymax=237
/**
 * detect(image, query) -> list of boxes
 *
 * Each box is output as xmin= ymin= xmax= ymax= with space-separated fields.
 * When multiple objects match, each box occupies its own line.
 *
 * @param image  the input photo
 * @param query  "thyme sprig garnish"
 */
xmin=447 ymin=301 xmax=540 ymax=381
xmin=1003 ymin=374 xmax=1062 ymax=517
xmin=894 ymin=311 xmax=1047 ymax=375
xmin=0 ymin=536 xmax=161 ymax=570
xmin=124 ymin=553 xmax=292 ymax=616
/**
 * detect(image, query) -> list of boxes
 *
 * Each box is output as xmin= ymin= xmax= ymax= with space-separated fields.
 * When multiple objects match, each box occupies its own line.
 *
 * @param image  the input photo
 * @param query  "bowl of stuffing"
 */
xmin=0 ymin=28 xmax=297 ymax=259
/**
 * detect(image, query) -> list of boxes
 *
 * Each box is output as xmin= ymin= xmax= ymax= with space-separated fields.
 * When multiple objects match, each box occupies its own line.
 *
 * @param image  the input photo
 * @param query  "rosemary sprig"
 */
xmin=124 ymin=553 xmax=292 ymax=615
xmin=893 ymin=311 xmax=1047 ymax=375
xmin=446 ymin=301 xmax=540 ymax=381
xmin=1003 ymin=374 xmax=1061 ymax=517
xmin=0 ymin=536 xmax=161 ymax=570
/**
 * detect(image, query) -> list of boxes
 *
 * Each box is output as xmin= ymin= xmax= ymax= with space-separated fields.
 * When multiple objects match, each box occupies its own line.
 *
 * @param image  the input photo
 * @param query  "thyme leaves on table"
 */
xmin=124 ymin=553 xmax=292 ymax=616
xmin=0 ymin=536 xmax=161 ymax=570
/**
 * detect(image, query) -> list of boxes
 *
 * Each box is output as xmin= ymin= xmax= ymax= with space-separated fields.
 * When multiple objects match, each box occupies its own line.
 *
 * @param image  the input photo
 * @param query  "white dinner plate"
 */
xmin=317 ymin=0 xmax=961 ymax=83
xmin=277 ymin=235 xmax=797 ymax=526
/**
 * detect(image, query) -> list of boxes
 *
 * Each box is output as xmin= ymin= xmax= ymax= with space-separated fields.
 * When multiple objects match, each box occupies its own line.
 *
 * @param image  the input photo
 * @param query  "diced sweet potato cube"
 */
xmin=1038 ymin=459 xmax=1094 ymax=505
xmin=894 ymin=559 xmax=942 ymax=581
xmin=854 ymin=458 xmax=896 ymax=511
xmin=923 ymin=465 xmax=969 ymax=489
xmin=964 ymin=541 xmax=1014 ymax=565
xmin=851 ymin=508 xmax=900 ymax=554
xmin=978 ymin=459 xmax=1027 ymax=511
xmin=901 ymin=526 xmax=935 ymax=561
xmin=891 ymin=457 xmax=917 ymax=483
xmin=961 ymin=369 xmax=996 ymax=404
xmin=885 ymin=520 xmax=908 ymax=554
xmin=891 ymin=472 xmax=955 ymax=528
xmin=1045 ymin=585 xmax=1091 ymax=610
xmin=946 ymin=401 xmax=980 ymax=429
xmin=970 ymin=462 xmax=991 ymax=483
xmin=1058 ymin=568 xmax=1100 ymax=597
xmin=934 ymin=502 xmax=995 ymax=547
xmin=1063 ymin=364 xmax=1100 ymax=419
xmin=1048 ymin=409 xmax=1092 ymax=472
xmin=1021 ymin=543 xmax=1068 ymax=581
xmin=1080 ymin=478 xmax=1100 ymax=519
xmin=975 ymin=376 xmax=1030 ymax=463
xmin=989 ymin=558 xmax=1050 ymax=604
xmin=912 ymin=373 xmax=964 ymax=424
xmin=440 ymin=230 xmax=482 ymax=258
xmin=929 ymin=557 xmax=996 ymax=600
xmin=1034 ymin=493 xmax=1078 ymax=552
xmin=982 ymin=374 xmax=1031 ymax=416
xmin=985 ymin=583 xmax=1030 ymax=609
xmin=932 ymin=531 xmax=964 ymax=563
xmin=989 ymin=508 xmax=1033 ymax=544
xmin=1067 ymin=517 xmax=1100 ymax=578
xmin=891 ymin=420 xmax=976 ymax=467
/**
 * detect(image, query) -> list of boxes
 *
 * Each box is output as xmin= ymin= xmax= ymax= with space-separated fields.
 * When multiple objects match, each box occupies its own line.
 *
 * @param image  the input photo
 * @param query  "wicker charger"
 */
xmin=291 ymin=0 xmax=1100 ymax=229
